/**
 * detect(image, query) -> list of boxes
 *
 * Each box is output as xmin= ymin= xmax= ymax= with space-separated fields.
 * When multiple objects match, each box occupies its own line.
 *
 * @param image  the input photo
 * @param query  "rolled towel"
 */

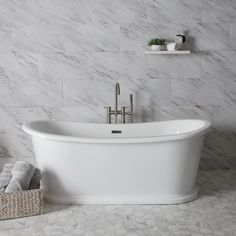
xmin=0 ymin=163 xmax=14 ymax=193
xmin=29 ymin=168 xmax=42 ymax=190
xmin=5 ymin=161 xmax=35 ymax=193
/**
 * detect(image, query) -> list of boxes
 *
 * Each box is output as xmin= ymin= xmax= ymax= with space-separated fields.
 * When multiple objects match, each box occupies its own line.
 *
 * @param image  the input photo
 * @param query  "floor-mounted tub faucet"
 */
xmin=115 ymin=82 xmax=121 ymax=123
xmin=104 ymin=82 xmax=134 ymax=124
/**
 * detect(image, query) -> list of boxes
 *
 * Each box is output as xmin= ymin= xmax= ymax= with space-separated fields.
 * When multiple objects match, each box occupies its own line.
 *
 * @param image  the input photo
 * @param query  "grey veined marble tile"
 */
xmin=134 ymin=79 xmax=170 ymax=122
xmin=201 ymin=51 xmax=236 ymax=80
xmin=147 ymin=0 xmax=202 ymax=24
xmin=230 ymin=23 xmax=236 ymax=49
xmin=50 ymin=106 xmax=106 ymax=123
xmin=0 ymin=80 xmax=62 ymax=107
xmin=0 ymin=107 xmax=52 ymax=134
xmin=88 ymin=0 xmax=147 ymax=25
xmin=11 ymin=23 xmax=65 ymax=53
xmin=0 ymin=132 xmax=33 ymax=160
xmin=147 ymin=53 xmax=202 ymax=79
xmin=210 ymin=103 xmax=236 ymax=167
xmin=160 ymin=105 xmax=213 ymax=122
xmin=204 ymin=129 xmax=236 ymax=168
xmin=0 ymin=51 xmax=39 ymax=81
xmin=63 ymin=79 xmax=116 ymax=107
xmin=226 ymin=80 xmax=236 ymax=106
xmin=0 ymin=0 xmax=92 ymax=26
xmin=138 ymin=79 xmax=171 ymax=107
xmin=64 ymin=22 xmax=120 ymax=52
xmin=39 ymin=52 xmax=93 ymax=80
xmin=0 ymin=107 xmax=54 ymax=159
xmin=202 ymin=0 xmax=236 ymax=23
xmin=212 ymin=104 xmax=236 ymax=132
xmin=90 ymin=52 xmax=124 ymax=81
xmin=0 ymin=25 xmax=11 ymax=53
xmin=91 ymin=51 xmax=147 ymax=82
xmin=171 ymin=78 xmax=225 ymax=106
xmin=193 ymin=23 xmax=230 ymax=51
xmin=120 ymin=22 xmax=161 ymax=51
xmin=121 ymin=52 xmax=147 ymax=81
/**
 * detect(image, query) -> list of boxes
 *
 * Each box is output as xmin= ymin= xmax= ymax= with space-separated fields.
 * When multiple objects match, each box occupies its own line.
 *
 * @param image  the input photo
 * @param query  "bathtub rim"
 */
xmin=22 ymin=119 xmax=211 ymax=144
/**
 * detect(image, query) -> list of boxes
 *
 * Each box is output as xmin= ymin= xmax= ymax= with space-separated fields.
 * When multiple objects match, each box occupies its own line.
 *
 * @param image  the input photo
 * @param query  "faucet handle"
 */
xmin=129 ymin=93 xmax=133 ymax=112
xmin=121 ymin=106 xmax=128 ymax=113
xmin=121 ymin=106 xmax=127 ymax=124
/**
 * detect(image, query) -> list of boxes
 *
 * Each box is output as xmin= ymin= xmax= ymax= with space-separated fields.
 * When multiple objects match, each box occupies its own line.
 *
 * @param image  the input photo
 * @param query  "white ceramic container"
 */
xmin=150 ymin=45 xmax=163 ymax=51
xmin=166 ymin=42 xmax=177 ymax=51
xmin=23 ymin=119 xmax=211 ymax=205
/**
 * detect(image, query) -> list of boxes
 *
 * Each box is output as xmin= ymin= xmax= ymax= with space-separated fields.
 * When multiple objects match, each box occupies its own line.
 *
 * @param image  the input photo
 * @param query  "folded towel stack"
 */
xmin=0 ymin=161 xmax=42 ymax=194
xmin=0 ymin=163 xmax=14 ymax=193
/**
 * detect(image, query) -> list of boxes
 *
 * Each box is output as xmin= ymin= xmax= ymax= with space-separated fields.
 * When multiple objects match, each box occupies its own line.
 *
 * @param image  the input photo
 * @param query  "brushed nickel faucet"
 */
xmin=104 ymin=82 xmax=134 ymax=124
xmin=114 ymin=82 xmax=121 ymax=123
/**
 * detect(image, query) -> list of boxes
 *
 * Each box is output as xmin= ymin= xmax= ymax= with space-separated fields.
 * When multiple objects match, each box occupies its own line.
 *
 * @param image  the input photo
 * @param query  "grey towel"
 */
xmin=5 ymin=161 xmax=35 ymax=193
xmin=0 ymin=163 xmax=14 ymax=193
xmin=29 ymin=168 xmax=42 ymax=190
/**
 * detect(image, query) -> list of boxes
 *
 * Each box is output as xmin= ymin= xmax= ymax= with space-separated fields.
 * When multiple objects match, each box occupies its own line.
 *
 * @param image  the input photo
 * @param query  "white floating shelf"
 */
xmin=145 ymin=50 xmax=191 ymax=55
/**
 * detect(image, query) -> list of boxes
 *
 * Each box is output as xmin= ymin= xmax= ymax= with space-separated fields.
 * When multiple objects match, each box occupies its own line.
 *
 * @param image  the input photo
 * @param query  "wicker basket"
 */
xmin=0 ymin=187 xmax=43 ymax=220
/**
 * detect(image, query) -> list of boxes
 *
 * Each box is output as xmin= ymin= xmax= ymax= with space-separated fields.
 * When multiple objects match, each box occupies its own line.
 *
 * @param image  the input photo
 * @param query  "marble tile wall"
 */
xmin=0 ymin=0 xmax=236 ymax=169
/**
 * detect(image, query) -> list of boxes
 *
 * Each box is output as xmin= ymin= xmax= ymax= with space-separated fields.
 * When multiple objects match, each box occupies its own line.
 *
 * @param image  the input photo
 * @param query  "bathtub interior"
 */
xmin=26 ymin=119 xmax=210 ymax=139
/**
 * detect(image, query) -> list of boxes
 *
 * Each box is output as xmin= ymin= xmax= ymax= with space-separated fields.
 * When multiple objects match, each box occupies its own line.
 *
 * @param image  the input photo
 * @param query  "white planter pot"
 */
xmin=150 ymin=45 xmax=163 ymax=51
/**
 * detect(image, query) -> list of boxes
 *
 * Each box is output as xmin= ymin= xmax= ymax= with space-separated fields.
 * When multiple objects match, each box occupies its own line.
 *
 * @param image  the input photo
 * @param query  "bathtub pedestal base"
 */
xmin=44 ymin=187 xmax=198 ymax=205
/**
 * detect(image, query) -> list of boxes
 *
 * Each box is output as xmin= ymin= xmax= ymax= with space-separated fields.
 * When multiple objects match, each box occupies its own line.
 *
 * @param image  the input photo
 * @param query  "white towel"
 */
xmin=29 ymin=168 xmax=42 ymax=190
xmin=0 ymin=163 xmax=14 ymax=193
xmin=5 ymin=161 xmax=35 ymax=193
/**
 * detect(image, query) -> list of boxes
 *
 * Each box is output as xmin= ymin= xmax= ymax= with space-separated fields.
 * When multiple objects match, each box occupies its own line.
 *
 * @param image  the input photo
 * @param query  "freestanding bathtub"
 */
xmin=23 ymin=119 xmax=211 ymax=204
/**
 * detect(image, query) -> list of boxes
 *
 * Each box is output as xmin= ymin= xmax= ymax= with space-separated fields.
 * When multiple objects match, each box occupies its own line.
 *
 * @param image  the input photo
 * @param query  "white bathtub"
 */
xmin=23 ymin=119 xmax=211 ymax=204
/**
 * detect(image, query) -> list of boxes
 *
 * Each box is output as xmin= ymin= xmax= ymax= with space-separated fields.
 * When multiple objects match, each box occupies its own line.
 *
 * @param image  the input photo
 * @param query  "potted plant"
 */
xmin=148 ymin=38 xmax=165 ymax=51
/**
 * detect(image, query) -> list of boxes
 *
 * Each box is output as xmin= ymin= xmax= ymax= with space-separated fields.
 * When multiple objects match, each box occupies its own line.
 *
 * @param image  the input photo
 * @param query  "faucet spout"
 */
xmin=116 ymin=82 xmax=120 ymax=96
